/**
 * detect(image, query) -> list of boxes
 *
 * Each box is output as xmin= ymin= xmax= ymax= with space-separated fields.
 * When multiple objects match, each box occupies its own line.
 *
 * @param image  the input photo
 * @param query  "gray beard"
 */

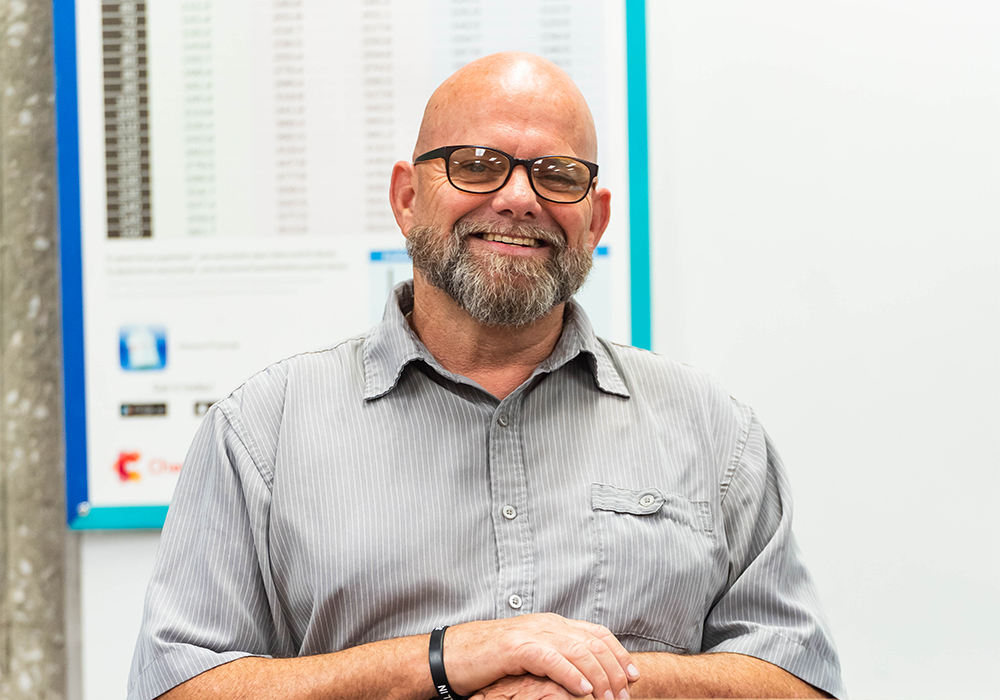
xmin=406 ymin=220 xmax=593 ymax=327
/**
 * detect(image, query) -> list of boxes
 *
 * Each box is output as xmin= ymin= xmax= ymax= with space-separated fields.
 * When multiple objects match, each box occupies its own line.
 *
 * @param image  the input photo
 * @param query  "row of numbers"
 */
xmin=102 ymin=2 xmax=152 ymax=238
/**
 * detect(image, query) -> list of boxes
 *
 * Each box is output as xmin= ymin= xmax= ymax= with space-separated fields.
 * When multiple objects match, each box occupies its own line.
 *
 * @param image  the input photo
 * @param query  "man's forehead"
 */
xmin=430 ymin=106 xmax=590 ymax=154
xmin=415 ymin=52 xmax=598 ymax=161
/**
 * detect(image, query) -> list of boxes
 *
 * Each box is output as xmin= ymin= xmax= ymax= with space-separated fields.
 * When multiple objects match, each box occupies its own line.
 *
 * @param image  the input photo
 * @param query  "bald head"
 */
xmin=414 ymin=52 xmax=598 ymax=162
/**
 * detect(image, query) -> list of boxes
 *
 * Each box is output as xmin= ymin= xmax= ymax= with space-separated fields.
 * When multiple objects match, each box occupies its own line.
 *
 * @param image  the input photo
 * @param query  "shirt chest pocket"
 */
xmin=589 ymin=483 xmax=715 ymax=653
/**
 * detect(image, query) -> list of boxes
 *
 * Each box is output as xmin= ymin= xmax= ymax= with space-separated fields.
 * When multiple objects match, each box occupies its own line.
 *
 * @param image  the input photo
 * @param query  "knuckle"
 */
xmin=536 ymin=646 xmax=563 ymax=669
xmin=585 ymin=621 xmax=611 ymax=638
xmin=517 ymin=641 xmax=549 ymax=664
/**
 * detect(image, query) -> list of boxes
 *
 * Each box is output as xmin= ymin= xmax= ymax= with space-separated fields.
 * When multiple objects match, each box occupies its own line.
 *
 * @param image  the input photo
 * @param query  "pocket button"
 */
xmin=639 ymin=494 xmax=655 ymax=508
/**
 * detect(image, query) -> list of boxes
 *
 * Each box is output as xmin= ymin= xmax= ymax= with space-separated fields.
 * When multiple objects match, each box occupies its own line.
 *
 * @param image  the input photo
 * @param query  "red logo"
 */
xmin=115 ymin=452 xmax=142 ymax=482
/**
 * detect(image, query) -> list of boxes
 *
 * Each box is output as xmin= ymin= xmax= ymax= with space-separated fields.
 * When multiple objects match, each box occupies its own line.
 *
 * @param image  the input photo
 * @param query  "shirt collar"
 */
xmin=362 ymin=280 xmax=630 ymax=400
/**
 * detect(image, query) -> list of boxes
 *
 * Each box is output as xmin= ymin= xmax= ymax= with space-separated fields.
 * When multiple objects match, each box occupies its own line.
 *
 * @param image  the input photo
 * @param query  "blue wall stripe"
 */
xmin=53 ymin=0 xmax=90 ymax=525
xmin=626 ymin=0 xmax=652 ymax=350
xmin=69 ymin=506 xmax=170 ymax=531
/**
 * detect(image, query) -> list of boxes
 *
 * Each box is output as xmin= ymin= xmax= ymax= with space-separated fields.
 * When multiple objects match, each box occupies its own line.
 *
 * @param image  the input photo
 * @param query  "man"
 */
xmin=128 ymin=53 xmax=843 ymax=700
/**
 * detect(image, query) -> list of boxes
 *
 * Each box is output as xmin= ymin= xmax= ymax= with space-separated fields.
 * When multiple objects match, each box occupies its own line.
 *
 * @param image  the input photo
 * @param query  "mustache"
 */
xmin=452 ymin=220 xmax=567 ymax=249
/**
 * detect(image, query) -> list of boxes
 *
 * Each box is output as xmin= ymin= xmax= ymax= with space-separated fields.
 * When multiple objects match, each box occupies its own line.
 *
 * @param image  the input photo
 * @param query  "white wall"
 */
xmin=646 ymin=1 xmax=999 ymax=698
xmin=73 ymin=2 xmax=1000 ymax=698
xmin=74 ymin=531 xmax=159 ymax=699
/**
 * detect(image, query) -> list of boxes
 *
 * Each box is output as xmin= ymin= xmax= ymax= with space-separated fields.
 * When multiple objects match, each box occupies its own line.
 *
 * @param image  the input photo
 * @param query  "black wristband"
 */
xmin=429 ymin=626 xmax=466 ymax=700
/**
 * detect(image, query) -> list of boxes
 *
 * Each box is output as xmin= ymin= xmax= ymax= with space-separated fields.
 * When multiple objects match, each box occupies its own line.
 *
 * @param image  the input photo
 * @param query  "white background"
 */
xmin=646 ymin=1 xmax=999 ymax=697
xmin=68 ymin=2 xmax=999 ymax=698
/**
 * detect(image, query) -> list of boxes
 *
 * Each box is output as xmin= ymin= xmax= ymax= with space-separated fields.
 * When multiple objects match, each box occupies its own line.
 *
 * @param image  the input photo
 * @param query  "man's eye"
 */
xmin=452 ymin=159 xmax=505 ymax=180
xmin=537 ymin=173 xmax=582 ymax=191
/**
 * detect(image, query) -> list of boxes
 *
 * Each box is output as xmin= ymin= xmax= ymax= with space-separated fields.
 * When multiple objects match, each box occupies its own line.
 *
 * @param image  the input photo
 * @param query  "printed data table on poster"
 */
xmin=55 ymin=0 xmax=648 ymax=529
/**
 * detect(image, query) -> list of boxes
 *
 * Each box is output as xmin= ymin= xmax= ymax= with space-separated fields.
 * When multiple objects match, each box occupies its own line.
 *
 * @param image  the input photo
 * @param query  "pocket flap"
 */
xmin=591 ymin=483 xmax=712 ymax=532
xmin=591 ymin=483 xmax=665 ymax=516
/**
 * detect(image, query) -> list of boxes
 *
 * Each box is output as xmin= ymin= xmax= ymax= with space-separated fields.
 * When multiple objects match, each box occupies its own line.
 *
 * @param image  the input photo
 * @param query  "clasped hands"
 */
xmin=441 ymin=613 xmax=639 ymax=700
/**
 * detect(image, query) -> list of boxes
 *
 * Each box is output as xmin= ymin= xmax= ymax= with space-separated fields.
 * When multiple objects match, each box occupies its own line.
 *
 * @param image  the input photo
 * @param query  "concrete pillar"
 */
xmin=0 ymin=0 xmax=65 ymax=697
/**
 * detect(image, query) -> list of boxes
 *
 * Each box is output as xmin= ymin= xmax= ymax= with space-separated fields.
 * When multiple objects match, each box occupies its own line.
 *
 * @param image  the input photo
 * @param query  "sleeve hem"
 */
xmin=127 ymin=648 xmax=269 ymax=700
xmin=706 ymin=630 xmax=846 ymax=699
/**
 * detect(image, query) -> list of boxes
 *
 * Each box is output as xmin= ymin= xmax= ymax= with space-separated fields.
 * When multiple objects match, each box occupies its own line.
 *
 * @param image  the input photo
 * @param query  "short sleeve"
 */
xmin=703 ymin=411 xmax=846 ymax=699
xmin=126 ymin=403 xmax=284 ymax=700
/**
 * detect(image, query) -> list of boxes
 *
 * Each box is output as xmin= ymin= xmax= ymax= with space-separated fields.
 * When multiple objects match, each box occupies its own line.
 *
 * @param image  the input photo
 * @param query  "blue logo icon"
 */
xmin=119 ymin=326 xmax=167 ymax=371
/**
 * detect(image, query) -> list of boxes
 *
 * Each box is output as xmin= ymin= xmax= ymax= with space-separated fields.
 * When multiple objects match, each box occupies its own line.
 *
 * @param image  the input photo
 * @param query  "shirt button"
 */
xmin=639 ymin=494 xmax=655 ymax=508
xmin=508 ymin=594 xmax=523 ymax=610
xmin=497 ymin=413 xmax=509 ymax=427
xmin=502 ymin=505 xmax=517 ymax=520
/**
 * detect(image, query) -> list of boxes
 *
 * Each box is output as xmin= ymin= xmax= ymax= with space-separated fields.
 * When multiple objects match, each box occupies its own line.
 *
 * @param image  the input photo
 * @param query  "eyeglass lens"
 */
xmin=446 ymin=147 xmax=592 ymax=202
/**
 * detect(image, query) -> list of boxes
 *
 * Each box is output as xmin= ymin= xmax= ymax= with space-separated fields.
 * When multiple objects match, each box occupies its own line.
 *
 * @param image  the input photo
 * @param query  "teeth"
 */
xmin=481 ymin=232 xmax=541 ymax=248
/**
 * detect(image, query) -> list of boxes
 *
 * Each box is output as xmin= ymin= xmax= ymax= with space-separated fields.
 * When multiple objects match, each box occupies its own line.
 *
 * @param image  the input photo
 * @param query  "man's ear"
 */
xmin=587 ymin=185 xmax=612 ymax=251
xmin=389 ymin=160 xmax=416 ymax=236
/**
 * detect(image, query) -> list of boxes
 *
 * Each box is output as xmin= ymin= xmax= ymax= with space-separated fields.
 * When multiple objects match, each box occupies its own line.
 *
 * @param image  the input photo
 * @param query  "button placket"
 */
xmin=489 ymin=397 xmax=532 ymax=617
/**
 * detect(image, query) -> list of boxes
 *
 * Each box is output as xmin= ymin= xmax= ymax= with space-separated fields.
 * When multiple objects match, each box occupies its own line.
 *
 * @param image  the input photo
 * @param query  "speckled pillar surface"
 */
xmin=0 ymin=0 xmax=66 ymax=698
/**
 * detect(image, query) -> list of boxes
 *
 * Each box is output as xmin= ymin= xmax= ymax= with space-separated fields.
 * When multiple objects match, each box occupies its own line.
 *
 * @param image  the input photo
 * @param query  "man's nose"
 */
xmin=491 ymin=164 xmax=543 ymax=220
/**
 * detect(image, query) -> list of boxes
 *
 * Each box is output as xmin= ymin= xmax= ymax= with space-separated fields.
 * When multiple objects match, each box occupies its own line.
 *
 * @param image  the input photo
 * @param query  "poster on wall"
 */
xmin=54 ymin=0 xmax=650 ymax=529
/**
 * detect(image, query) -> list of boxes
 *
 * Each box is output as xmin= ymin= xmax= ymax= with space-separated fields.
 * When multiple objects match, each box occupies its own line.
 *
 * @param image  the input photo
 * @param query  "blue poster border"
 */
xmin=626 ymin=0 xmax=652 ymax=351
xmin=54 ymin=0 xmax=652 ymax=530
xmin=53 ymin=0 xmax=93 ymax=529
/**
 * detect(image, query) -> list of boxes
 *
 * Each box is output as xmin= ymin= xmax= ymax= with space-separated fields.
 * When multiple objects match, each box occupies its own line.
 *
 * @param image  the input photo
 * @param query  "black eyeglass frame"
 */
xmin=413 ymin=145 xmax=599 ymax=204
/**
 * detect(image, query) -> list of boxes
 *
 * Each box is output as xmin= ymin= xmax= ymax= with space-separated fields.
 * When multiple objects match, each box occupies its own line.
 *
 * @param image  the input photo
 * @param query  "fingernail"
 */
xmin=627 ymin=663 xmax=640 ymax=679
xmin=604 ymin=691 xmax=614 ymax=700
xmin=580 ymin=680 xmax=594 ymax=695
xmin=619 ymin=690 xmax=631 ymax=700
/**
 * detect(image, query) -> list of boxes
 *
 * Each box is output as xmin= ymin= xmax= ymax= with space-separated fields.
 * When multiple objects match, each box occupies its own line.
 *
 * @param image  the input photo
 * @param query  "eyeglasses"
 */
xmin=413 ymin=145 xmax=599 ymax=204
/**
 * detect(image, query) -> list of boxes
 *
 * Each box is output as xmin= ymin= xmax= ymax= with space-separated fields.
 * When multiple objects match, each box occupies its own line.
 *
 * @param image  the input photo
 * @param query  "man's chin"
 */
xmin=407 ymin=221 xmax=588 ymax=326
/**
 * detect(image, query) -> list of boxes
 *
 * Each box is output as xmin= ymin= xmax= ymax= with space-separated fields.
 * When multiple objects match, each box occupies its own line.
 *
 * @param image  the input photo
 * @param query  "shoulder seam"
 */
xmin=214 ymin=336 xmax=365 ymax=488
xmin=720 ymin=403 xmax=755 ymax=504
xmin=215 ymin=399 xmax=275 ymax=491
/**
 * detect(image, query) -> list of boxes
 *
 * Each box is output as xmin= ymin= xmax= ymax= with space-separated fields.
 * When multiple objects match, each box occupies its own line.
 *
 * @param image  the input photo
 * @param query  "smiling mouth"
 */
xmin=476 ymin=232 xmax=543 ymax=248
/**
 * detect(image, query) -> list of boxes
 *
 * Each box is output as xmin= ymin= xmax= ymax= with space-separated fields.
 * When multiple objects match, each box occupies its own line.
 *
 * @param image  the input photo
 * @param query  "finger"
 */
xmin=514 ymin=641 xmax=602 ymax=698
xmin=567 ymin=621 xmax=639 ymax=683
xmin=506 ymin=616 xmax=630 ymax=699
xmin=476 ymin=674 xmax=591 ymax=700
xmin=553 ymin=635 xmax=629 ymax=700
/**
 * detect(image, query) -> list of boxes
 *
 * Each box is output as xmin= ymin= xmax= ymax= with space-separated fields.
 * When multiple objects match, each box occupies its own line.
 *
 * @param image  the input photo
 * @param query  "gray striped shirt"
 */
xmin=128 ymin=281 xmax=844 ymax=699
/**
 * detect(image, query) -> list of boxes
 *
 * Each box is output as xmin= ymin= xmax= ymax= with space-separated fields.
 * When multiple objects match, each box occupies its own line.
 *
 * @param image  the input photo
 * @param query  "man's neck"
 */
xmin=408 ymin=279 xmax=565 ymax=400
